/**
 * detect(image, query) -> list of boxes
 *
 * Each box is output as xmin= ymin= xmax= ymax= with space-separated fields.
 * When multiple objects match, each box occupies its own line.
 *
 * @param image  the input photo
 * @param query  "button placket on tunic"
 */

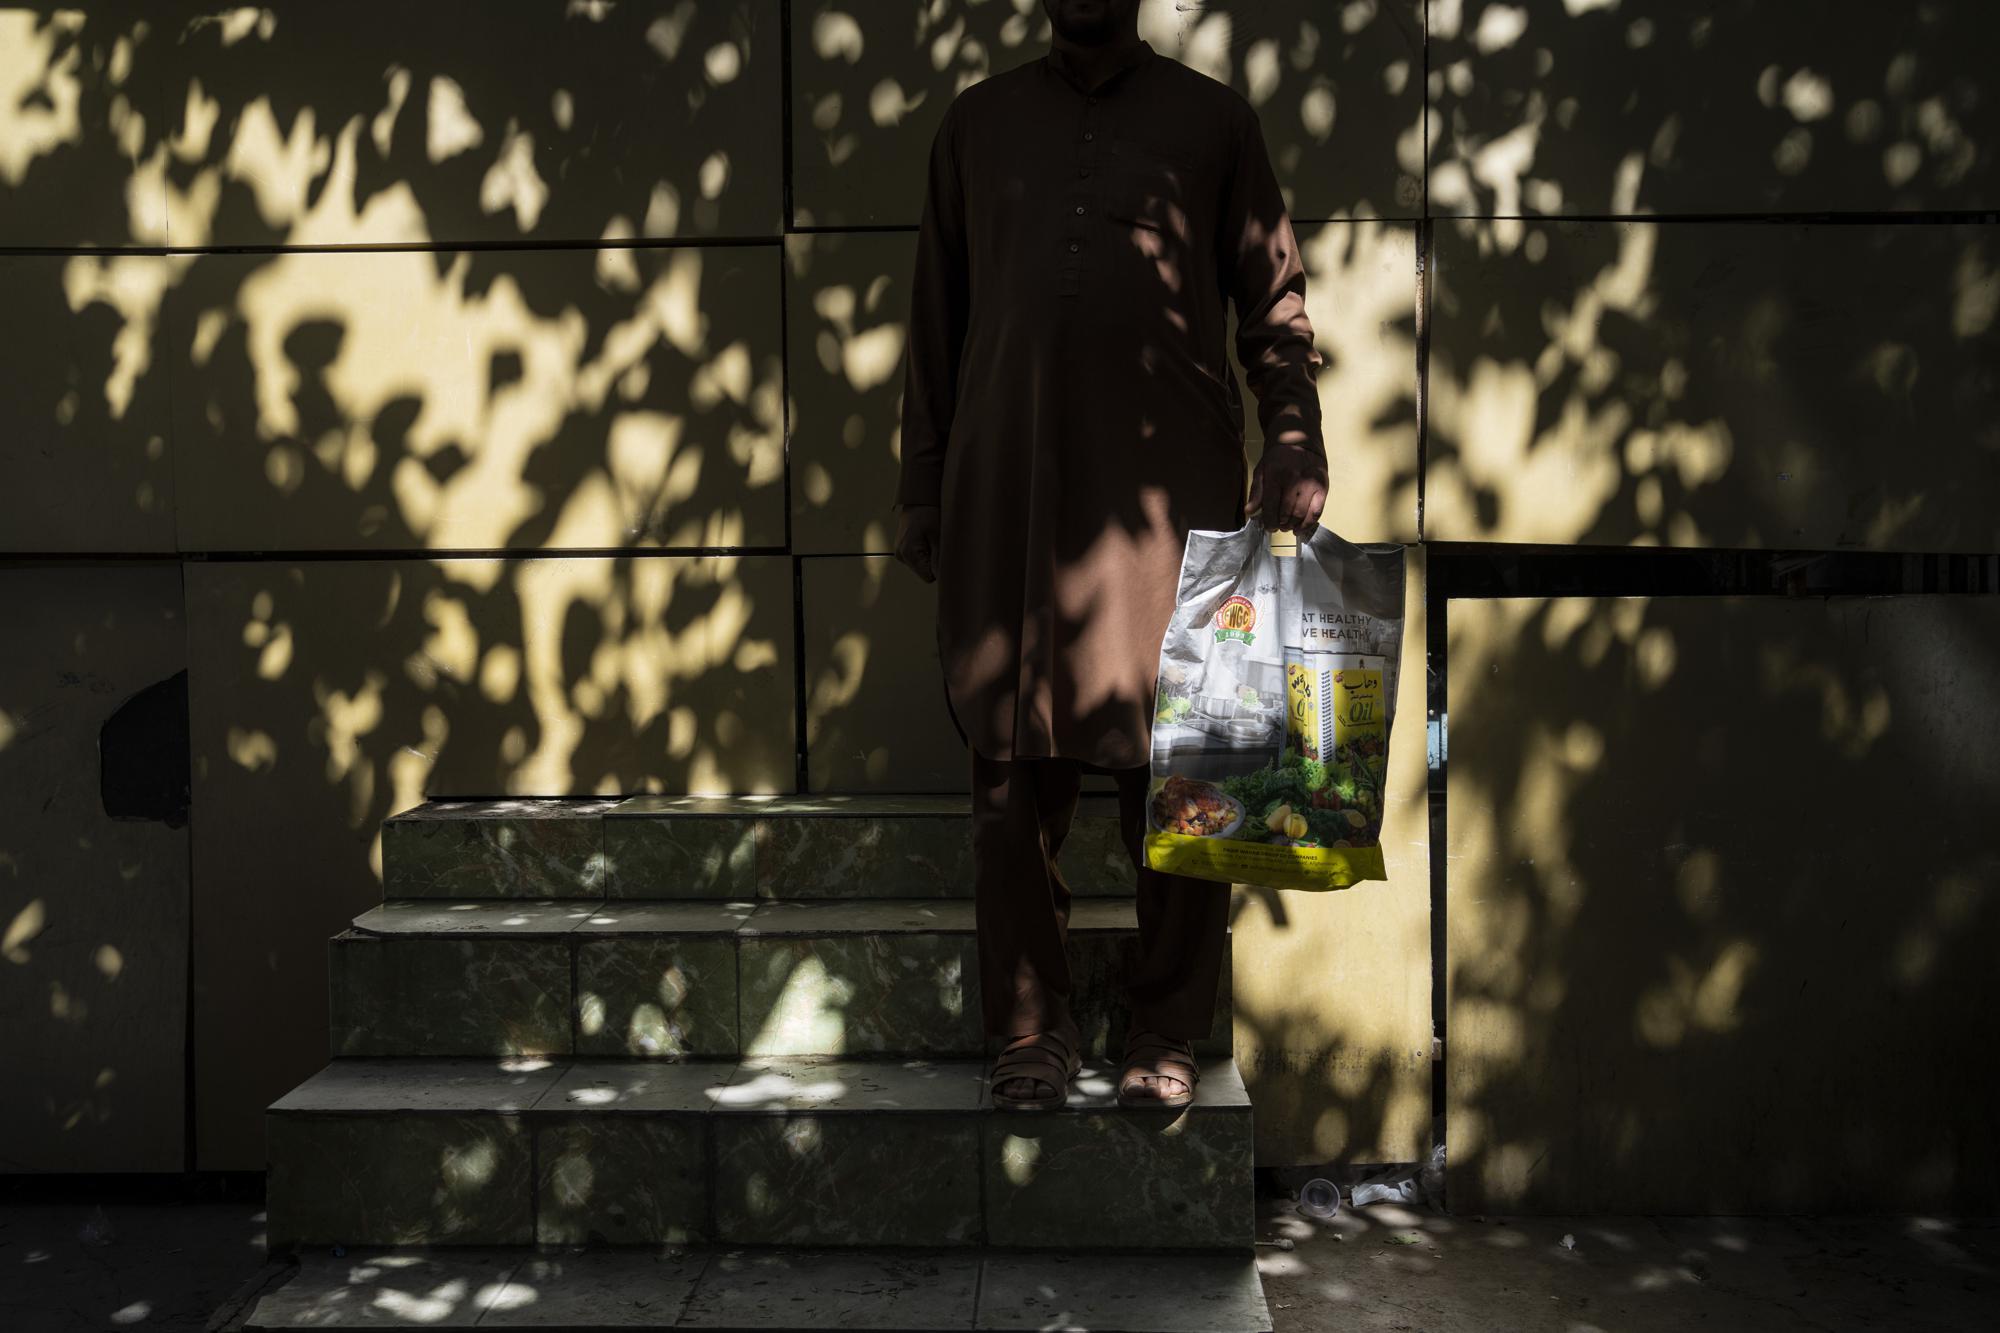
xmin=1058 ymin=96 xmax=1100 ymax=296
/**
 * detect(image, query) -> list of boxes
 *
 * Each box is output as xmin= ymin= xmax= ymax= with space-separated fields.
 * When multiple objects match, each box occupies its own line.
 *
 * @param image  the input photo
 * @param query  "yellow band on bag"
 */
xmin=1144 ymin=829 xmax=1386 ymax=891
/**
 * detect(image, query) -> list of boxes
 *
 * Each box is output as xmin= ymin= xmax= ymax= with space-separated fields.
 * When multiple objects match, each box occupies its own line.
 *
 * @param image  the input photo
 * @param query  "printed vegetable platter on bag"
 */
xmin=1144 ymin=522 xmax=1406 ymax=890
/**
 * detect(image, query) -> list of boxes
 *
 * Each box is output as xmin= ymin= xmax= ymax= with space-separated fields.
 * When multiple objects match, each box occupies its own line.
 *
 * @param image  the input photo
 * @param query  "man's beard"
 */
xmin=1048 ymin=0 xmax=1123 ymax=45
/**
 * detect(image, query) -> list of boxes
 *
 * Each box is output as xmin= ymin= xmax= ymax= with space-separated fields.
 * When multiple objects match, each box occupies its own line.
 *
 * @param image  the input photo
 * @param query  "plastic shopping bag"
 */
xmin=1143 ymin=522 xmax=1406 ymax=890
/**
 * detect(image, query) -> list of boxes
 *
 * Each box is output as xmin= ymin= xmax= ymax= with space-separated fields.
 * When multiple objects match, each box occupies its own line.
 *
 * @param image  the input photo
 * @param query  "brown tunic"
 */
xmin=899 ymin=37 xmax=1323 ymax=770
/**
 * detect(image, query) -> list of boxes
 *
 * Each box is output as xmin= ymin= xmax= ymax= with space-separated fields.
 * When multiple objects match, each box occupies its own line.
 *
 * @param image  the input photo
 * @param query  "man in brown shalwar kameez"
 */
xmin=894 ymin=0 xmax=1328 ymax=1110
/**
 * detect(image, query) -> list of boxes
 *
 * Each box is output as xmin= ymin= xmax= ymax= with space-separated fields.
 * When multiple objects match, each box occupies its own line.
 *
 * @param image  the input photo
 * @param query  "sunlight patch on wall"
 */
xmin=225 ymin=726 xmax=276 ymax=772
xmin=1241 ymin=37 xmax=1282 ymax=108
xmin=812 ymin=9 xmax=864 ymax=63
xmin=189 ymin=8 xmax=277 ymax=47
xmin=1475 ymin=4 xmax=1529 ymax=55
xmin=1172 ymin=8 xmax=1232 ymax=85
xmin=62 ymin=255 xmax=180 ymax=420
xmin=0 ymin=10 xmax=86 ymax=185
xmin=481 ymin=124 xmax=548 ymax=230
xmin=4 ymin=898 xmax=46 ymax=964
xmin=868 ymin=78 xmax=925 ymax=128
xmin=427 ymin=75 xmax=484 ymax=162
xmin=806 ymin=632 xmax=870 ymax=746
xmin=1757 ymin=643 xmax=1893 ymax=760
xmin=1633 ymin=940 xmax=1759 ymax=1048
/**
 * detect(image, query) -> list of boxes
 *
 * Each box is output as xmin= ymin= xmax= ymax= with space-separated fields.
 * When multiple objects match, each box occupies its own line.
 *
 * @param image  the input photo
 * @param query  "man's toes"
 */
xmin=1126 ymin=1072 xmax=1186 ymax=1100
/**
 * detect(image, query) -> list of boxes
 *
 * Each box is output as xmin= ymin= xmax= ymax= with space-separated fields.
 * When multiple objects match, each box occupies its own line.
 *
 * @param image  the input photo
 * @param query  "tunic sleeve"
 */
xmin=897 ymin=102 xmax=971 ymax=508
xmin=1220 ymin=105 xmax=1325 ymax=459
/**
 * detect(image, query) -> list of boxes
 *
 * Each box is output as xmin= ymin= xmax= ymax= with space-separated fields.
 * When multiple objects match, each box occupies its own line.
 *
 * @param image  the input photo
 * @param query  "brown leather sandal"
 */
xmin=1117 ymin=1028 xmax=1199 ymax=1109
xmin=990 ymin=1025 xmax=1081 ymax=1111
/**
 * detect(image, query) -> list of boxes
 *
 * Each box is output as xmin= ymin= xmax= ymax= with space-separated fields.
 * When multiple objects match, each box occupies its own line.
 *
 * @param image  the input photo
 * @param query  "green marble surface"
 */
xmin=535 ymin=1060 xmax=736 ymax=1113
xmin=481 ymin=1251 xmax=709 ymax=1327
xmin=319 ymin=896 xmax=1221 ymax=1063
xmin=738 ymin=934 xmax=980 ymax=1057
xmin=976 ymin=1252 xmax=1270 ymax=1331
xmin=1059 ymin=808 xmax=1141 ymax=897
xmin=713 ymin=1114 xmax=981 ymax=1247
xmin=384 ymin=799 xmax=615 ymax=899
xmin=575 ymin=935 xmax=739 ymax=1058
xmin=535 ymin=1116 xmax=709 ymax=1244
xmin=611 ymin=795 xmax=970 ymax=817
xmin=269 ymin=1058 xmax=565 ymax=1113
xmin=605 ymin=796 xmax=1135 ymax=899
xmin=253 ymin=1247 xmax=1267 ymax=1329
xmin=262 ymin=1055 xmax=1255 ymax=1251
xmin=981 ymin=1062 xmax=1255 ymax=1249
xmin=1065 ymin=899 xmax=1140 ymax=932
xmin=714 ymin=1058 xmax=987 ymax=1113
xmin=349 ymin=899 xmax=591 ymax=935
xmin=374 ymin=796 xmax=1138 ymax=902
xmin=572 ymin=900 xmax=757 ymax=933
xmin=604 ymin=813 xmax=759 ymax=898
xmin=680 ymin=1250 xmax=981 ymax=1329
xmin=329 ymin=934 xmax=572 ymax=1058
xmin=250 ymin=1249 xmax=518 ymax=1326
xmin=738 ymin=899 xmax=974 ymax=935
xmin=757 ymin=813 xmax=976 ymax=897
xmin=266 ymin=1114 xmax=534 ymax=1248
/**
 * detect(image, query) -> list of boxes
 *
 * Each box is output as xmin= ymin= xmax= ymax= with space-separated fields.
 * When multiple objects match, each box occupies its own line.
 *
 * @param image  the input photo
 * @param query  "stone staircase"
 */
xmin=261 ymin=796 xmax=1260 ymax=1274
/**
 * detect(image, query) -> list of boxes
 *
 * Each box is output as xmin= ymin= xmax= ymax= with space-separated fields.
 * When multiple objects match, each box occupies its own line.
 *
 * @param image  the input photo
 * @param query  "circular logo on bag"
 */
xmin=1214 ymin=596 xmax=1257 ymax=645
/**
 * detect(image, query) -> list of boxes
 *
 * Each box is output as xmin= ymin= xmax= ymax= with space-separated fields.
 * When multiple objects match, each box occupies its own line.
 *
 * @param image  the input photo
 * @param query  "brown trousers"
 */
xmin=971 ymin=749 xmax=1231 ymax=1042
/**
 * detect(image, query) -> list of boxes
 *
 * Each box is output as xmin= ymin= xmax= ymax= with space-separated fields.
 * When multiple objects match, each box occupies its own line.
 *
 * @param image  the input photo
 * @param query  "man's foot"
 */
xmin=990 ymin=1025 xmax=1080 ymax=1110
xmin=1117 ymin=1029 xmax=1198 ymax=1108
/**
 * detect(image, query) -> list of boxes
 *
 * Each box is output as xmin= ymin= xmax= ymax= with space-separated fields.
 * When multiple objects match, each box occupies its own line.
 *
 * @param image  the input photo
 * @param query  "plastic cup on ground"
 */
xmin=1295 ymin=1178 xmax=1341 ymax=1221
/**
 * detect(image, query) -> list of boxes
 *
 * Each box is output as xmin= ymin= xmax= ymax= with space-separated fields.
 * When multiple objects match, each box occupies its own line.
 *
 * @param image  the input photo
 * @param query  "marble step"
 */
xmin=248 ymin=1245 xmax=1271 ymax=1331
xmin=263 ymin=1055 xmax=1257 ymax=1255
xmin=382 ymin=795 xmax=1138 ymax=900
xmin=329 ymin=897 xmax=1233 ymax=1062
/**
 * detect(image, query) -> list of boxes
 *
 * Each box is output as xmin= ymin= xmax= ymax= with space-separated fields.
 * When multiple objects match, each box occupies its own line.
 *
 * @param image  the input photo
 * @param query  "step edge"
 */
xmin=267 ymin=1057 xmax=1254 ymax=1117
xmin=383 ymin=794 xmax=1129 ymax=821
xmin=343 ymin=897 xmax=1170 ymax=937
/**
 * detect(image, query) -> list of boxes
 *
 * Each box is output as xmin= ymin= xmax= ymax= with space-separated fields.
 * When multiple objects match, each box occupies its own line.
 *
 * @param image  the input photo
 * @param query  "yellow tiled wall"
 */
xmin=1427 ymin=220 xmax=2000 ymax=552
xmin=784 ymin=230 xmax=917 ymax=556
xmin=0 ymin=0 xmax=785 ymax=248
xmin=801 ymin=555 xmax=963 ymax=792
xmin=167 ymin=247 xmax=787 ymax=552
xmin=1426 ymin=0 xmax=1999 ymax=217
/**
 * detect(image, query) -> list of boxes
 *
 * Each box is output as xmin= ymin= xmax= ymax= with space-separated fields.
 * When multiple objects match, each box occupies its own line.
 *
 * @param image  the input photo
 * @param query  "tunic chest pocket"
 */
xmin=1105 ymin=184 xmax=1189 ymax=248
xmin=1105 ymin=137 xmax=1197 ymax=244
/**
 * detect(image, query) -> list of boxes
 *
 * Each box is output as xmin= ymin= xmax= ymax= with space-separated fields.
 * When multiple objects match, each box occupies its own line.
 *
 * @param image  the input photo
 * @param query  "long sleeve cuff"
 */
xmin=897 ymin=448 xmax=944 ymax=508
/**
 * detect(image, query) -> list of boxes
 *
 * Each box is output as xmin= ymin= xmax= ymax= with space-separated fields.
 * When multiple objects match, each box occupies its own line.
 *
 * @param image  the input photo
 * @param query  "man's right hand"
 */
xmin=895 ymin=504 xmax=941 ymax=583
